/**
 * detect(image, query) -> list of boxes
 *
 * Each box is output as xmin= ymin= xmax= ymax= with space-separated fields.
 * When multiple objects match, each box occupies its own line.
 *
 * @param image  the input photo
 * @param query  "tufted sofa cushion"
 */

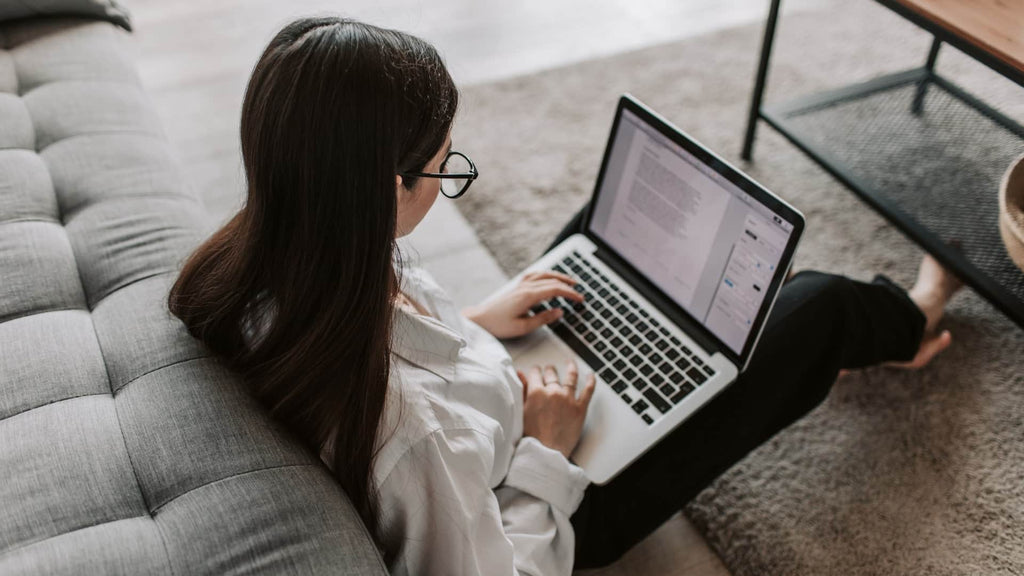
xmin=0 ymin=18 xmax=386 ymax=575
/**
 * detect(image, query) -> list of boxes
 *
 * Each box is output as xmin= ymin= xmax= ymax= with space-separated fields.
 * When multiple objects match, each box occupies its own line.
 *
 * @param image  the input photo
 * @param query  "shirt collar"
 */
xmin=390 ymin=269 xmax=466 ymax=382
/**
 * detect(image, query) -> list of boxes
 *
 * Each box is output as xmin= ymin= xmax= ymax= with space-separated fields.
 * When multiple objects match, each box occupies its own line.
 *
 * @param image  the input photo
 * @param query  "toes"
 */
xmin=887 ymin=330 xmax=952 ymax=370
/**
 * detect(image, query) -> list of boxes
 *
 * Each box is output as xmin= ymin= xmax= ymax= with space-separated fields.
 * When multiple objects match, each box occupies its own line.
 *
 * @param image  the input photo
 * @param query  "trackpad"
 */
xmin=507 ymin=331 xmax=596 ymax=386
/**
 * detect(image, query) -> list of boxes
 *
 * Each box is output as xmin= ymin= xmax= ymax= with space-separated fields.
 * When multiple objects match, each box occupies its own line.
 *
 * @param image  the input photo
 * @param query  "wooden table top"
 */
xmin=890 ymin=0 xmax=1024 ymax=75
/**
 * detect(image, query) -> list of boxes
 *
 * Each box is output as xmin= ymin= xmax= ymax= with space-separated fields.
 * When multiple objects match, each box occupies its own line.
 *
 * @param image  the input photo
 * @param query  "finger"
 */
xmin=524 ymin=282 xmax=585 ymax=304
xmin=564 ymin=359 xmax=579 ymax=389
xmin=577 ymin=373 xmax=597 ymax=408
xmin=527 ymin=365 xmax=544 ymax=389
xmin=542 ymin=364 xmax=559 ymax=386
xmin=518 ymin=307 xmax=564 ymax=334
xmin=524 ymin=270 xmax=578 ymax=286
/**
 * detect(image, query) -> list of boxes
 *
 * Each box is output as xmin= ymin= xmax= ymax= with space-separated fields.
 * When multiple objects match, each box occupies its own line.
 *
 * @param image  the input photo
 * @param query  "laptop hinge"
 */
xmin=593 ymin=246 xmax=724 ymax=359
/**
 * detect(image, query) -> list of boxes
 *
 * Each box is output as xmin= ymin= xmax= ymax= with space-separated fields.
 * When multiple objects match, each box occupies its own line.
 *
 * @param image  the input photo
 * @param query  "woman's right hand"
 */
xmin=518 ymin=360 xmax=597 ymax=459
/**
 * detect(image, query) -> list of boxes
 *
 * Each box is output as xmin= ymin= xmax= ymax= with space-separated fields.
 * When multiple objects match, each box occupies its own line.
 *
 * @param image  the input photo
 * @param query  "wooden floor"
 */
xmin=123 ymin=0 xmax=828 ymax=573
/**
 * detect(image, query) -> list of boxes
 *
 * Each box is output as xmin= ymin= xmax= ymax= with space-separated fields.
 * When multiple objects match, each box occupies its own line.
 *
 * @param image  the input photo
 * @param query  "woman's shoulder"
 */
xmin=374 ymin=355 xmax=505 ymax=478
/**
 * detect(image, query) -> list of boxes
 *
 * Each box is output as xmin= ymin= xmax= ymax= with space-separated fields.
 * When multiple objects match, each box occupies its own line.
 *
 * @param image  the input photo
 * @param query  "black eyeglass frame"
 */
xmin=400 ymin=150 xmax=479 ymax=199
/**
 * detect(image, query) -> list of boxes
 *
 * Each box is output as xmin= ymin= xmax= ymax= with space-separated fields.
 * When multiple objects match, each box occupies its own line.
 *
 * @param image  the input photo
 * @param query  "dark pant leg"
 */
xmin=552 ymin=205 xmax=927 ymax=568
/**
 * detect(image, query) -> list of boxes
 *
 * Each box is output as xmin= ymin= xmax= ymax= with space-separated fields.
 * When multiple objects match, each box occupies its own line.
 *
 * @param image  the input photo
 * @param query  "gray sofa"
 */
xmin=0 ymin=13 xmax=386 ymax=575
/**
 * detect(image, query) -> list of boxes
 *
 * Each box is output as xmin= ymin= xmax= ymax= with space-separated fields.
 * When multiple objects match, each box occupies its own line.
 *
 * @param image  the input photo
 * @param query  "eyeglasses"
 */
xmin=401 ymin=150 xmax=478 ymax=199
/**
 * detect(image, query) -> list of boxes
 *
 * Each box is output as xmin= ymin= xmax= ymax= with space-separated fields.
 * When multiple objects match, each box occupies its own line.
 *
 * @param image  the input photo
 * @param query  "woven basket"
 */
xmin=1000 ymin=153 xmax=1024 ymax=273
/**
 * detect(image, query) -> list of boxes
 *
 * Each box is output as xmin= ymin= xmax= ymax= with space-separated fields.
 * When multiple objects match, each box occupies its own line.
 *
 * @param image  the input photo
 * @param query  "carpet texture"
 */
xmin=454 ymin=2 xmax=1024 ymax=574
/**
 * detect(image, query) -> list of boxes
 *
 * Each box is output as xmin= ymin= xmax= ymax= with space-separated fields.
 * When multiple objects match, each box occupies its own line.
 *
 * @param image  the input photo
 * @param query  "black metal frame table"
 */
xmin=741 ymin=0 xmax=1024 ymax=329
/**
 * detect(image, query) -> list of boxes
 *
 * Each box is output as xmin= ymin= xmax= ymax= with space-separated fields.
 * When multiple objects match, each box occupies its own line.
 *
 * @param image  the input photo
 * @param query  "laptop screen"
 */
xmin=588 ymin=108 xmax=795 ymax=355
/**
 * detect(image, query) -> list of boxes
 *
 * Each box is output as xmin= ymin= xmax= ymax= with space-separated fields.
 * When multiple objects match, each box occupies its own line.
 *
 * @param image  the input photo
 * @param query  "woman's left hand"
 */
xmin=463 ymin=271 xmax=583 ymax=339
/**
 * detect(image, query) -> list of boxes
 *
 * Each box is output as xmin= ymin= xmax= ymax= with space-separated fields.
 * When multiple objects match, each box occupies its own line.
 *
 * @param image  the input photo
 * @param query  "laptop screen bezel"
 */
xmin=582 ymin=94 xmax=805 ymax=369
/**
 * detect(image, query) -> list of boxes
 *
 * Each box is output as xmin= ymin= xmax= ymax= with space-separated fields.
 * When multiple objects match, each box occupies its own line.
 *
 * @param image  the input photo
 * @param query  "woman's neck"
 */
xmin=396 ymin=291 xmax=432 ymax=318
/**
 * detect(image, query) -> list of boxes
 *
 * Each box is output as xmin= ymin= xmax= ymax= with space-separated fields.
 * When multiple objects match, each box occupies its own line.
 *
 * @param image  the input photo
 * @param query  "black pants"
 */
xmin=545 ymin=204 xmax=927 ymax=569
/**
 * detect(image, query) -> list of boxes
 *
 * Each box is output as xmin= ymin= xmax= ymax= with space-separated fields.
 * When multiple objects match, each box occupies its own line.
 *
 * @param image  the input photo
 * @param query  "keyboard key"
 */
xmin=613 ymin=359 xmax=627 ymax=371
xmin=610 ymin=317 xmax=623 ymax=328
xmin=659 ymin=361 xmax=673 ymax=373
xmin=636 ymin=321 xmax=648 ymax=332
xmin=600 ymin=328 xmax=613 ymax=339
xmin=681 ymin=345 xmax=692 ymax=355
xmin=597 ymin=287 xmax=609 ymax=298
xmin=670 ymin=383 xmax=695 ymax=404
xmin=594 ymin=340 xmax=607 ymax=352
xmin=655 ymin=340 xmax=669 ymax=351
xmin=639 ymin=309 xmax=650 ymax=318
xmin=623 ymin=368 xmax=637 ymax=380
xmin=628 ymin=335 xmax=642 ymax=346
xmin=643 ymin=388 xmax=671 ymax=413
xmin=659 ymin=383 xmax=675 ymax=396
xmin=622 ymin=346 xmax=634 ymax=357
xmin=669 ymin=372 xmax=684 ymax=384
xmin=612 ymin=381 xmax=627 ymax=393
xmin=610 ymin=336 xmax=623 ymax=347
xmin=658 ymin=326 xmax=670 ymax=336
xmin=617 ymin=305 xmax=629 ymax=315
xmin=666 ymin=348 xmax=680 ymax=360
xmin=592 ymin=300 xmax=605 ymax=311
xmin=621 ymin=326 xmax=633 ymax=337
xmin=626 ymin=313 xmax=639 ymax=323
xmin=632 ymin=399 xmax=649 ymax=414
xmin=592 ymin=318 xmax=605 ymax=330
xmin=602 ymin=350 xmax=615 ymax=361
xmin=678 ymin=358 xmax=692 ymax=372
xmin=599 ymin=368 xmax=616 ymax=381
xmin=622 ymin=393 xmax=633 ymax=403
xmin=639 ymin=343 xmax=653 ymax=355
xmin=687 ymin=367 xmax=707 ymax=385
xmin=670 ymin=336 xmax=682 ymax=346
xmin=584 ymin=332 xmax=597 ymax=343
xmin=650 ymin=352 xmax=663 ymax=365
xmin=703 ymin=365 xmax=716 ymax=377
xmin=641 ymin=414 xmax=654 ymax=425
xmin=650 ymin=373 xmax=665 ymax=386
xmin=582 ymin=310 xmax=594 ymax=321
xmin=639 ymin=364 xmax=653 ymax=376
xmin=646 ymin=329 xmax=659 ymax=341
xmin=693 ymin=357 xmax=705 ymax=367
xmin=550 ymin=323 xmax=604 ymax=372
xmin=608 ymin=296 xmax=619 ymax=306
xmin=629 ymin=355 xmax=643 ymax=367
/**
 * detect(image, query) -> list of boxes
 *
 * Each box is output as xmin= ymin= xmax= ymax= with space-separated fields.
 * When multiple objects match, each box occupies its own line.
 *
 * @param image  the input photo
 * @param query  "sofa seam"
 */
xmin=150 ymin=463 xmax=319 ymax=516
xmin=36 ymin=130 xmax=164 ymax=155
xmin=89 ymin=269 xmax=175 ymax=311
xmin=0 ymin=391 xmax=109 ymax=424
xmin=17 ymin=77 xmax=143 ymax=100
xmin=0 ymin=514 xmax=149 ymax=561
xmin=113 ymin=354 xmax=211 ymax=394
xmin=0 ymin=305 xmax=88 ymax=325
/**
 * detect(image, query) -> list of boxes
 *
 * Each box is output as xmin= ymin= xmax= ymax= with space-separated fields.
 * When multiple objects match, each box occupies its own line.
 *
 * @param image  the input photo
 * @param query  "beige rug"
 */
xmin=454 ymin=2 xmax=1024 ymax=574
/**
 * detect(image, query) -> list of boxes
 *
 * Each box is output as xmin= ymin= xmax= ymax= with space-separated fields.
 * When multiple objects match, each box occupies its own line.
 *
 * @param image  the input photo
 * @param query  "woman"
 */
xmin=169 ymin=17 xmax=961 ymax=575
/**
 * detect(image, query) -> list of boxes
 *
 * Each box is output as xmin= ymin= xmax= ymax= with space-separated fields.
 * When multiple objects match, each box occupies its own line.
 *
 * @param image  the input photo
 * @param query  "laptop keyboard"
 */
xmin=530 ymin=250 xmax=717 ymax=426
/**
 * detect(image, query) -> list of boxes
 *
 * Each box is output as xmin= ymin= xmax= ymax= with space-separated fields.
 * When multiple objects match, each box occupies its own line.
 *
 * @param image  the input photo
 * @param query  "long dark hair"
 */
xmin=168 ymin=17 xmax=458 ymax=542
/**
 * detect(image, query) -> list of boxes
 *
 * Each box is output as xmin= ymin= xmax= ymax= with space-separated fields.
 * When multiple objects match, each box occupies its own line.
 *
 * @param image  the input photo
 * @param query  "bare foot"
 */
xmin=887 ymin=254 xmax=963 ymax=369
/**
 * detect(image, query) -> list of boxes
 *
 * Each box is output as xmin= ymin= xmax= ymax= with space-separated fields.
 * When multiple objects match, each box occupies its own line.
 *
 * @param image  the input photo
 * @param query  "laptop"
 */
xmin=484 ymin=95 xmax=805 ymax=485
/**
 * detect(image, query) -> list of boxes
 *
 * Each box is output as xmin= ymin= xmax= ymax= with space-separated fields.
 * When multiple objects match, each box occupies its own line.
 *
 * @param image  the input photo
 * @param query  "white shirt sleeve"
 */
xmin=380 ymin=428 xmax=590 ymax=576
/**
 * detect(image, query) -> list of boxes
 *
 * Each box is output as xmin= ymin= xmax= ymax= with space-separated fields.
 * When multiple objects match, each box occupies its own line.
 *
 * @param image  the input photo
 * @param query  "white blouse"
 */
xmin=348 ymin=266 xmax=591 ymax=575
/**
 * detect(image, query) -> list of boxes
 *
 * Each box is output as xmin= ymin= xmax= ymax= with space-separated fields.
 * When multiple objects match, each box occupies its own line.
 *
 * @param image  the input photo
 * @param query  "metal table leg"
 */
xmin=741 ymin=0 xmax=783 ymax=161
xmin=911 ymin=37 xmax=942 ymax=114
